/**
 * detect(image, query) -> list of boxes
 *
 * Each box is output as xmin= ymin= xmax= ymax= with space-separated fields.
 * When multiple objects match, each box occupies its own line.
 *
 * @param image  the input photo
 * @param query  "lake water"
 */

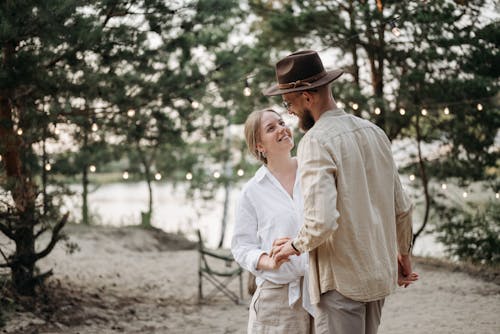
xmin=63 ymin=182 xmax=446 ymax=258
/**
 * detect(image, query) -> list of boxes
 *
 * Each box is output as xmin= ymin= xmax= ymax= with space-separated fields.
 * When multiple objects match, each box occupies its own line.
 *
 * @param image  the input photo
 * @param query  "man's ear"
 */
xmin=302 ymin=91 xmax=313 ymax=103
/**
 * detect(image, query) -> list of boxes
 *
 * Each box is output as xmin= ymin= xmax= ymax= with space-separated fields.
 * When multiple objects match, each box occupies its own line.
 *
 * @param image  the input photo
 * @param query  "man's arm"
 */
xmin=274 ymin=136 xmax=339 ymax=263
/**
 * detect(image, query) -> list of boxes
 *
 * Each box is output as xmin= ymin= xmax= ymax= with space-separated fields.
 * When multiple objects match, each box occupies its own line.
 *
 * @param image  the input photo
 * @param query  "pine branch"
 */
xmin=33 ymin=212 xmax=69 ymax=262
xmin=0 ymin=221 xmax=14 ymax=240
xmin=0 ymin=246 xmax=12 ymax=268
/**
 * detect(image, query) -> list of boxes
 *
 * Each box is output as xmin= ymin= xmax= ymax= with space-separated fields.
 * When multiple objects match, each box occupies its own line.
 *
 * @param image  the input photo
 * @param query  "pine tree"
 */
xmin=244 ymin=0 xmax=499 ymax=247
xmin=0 ymin=0 xmax=241 ymax=295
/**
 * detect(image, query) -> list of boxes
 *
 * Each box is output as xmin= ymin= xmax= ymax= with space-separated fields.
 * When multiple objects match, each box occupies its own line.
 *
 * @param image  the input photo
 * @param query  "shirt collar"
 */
xmin=321 ymin=108 xmax=347 ymax=118
xmin=255 ymin=165 xmax=268 ymax=182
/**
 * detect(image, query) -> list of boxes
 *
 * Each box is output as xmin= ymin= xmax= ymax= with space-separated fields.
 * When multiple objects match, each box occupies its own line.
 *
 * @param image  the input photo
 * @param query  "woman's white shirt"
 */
xmin=231 ymin=164 xmax=309 ymax=309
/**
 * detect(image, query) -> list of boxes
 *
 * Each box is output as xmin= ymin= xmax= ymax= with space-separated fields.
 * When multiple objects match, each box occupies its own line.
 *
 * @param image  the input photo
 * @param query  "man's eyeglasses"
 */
xmin=282 ymin=101 xmax=292 ymax=110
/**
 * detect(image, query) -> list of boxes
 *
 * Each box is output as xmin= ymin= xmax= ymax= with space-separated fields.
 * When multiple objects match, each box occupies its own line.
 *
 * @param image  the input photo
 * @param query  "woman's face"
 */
xmin=257 ymin=111 xmax=294 ymax=157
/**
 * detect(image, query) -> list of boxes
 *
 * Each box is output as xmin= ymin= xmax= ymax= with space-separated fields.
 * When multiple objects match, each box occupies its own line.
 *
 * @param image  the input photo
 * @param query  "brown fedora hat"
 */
xmin=263 ymin=50 xmax=343 ymax=96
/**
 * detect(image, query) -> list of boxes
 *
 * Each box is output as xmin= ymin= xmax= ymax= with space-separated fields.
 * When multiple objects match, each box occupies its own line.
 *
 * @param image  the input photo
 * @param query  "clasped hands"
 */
xmin=257 ymin=237 xmax=298 ymax=271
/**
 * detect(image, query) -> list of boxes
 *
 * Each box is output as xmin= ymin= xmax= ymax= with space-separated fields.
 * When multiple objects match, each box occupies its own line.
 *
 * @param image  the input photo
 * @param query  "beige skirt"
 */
xmin=248 ymin=280 xmax=312 ymax=334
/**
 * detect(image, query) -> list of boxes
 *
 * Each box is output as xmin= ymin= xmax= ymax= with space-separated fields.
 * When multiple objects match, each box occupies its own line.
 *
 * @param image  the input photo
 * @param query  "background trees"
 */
xmin=0 ymin=0 xmax=240 ymax=295
xmin=244 ymin=0 xmax=499 ymax=253
xmin=0 ymin=0 xmax=498 ymax=297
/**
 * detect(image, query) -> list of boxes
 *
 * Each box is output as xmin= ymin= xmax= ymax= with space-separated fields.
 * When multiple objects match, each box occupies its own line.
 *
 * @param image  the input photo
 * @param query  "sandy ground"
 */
xmin=1 ymin=224 xmax=499 ymax=334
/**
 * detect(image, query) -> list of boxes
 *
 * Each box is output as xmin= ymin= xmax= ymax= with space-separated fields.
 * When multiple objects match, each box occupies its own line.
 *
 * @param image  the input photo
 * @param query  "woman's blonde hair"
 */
xmin=244 ymin=108 xmax=281 ymax=165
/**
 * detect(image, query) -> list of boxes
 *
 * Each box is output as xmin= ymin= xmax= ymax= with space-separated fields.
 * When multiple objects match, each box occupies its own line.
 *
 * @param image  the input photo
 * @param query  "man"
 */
xmin=265 ymin=50 xmax=418 ymax=334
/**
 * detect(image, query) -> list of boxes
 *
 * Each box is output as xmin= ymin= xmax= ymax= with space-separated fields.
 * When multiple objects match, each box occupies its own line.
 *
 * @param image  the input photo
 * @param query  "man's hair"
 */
xmin=244 ymin=108 xmax=281 ymax=164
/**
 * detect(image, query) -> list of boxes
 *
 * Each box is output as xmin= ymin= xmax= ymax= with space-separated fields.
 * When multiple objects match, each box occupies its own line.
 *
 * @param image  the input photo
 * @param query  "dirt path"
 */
xmin=1 ymin=225 xmax=499 ymax=333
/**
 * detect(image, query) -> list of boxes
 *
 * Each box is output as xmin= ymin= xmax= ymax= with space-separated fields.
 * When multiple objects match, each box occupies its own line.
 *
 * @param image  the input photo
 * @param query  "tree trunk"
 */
xmin=137 ymin=145 xmax=153 ymax=228
xmin=12 ymin=222 xmax=36 ymax=295
xmin=82 ymin=130 xmax=89 ymax=225
xmin=412 ymin=115 xmax=431 ymax=246
xmin=0 ymin=43 xmax=37 ymax=295
xmin=348 ymin=0 xmax=362 ymax=117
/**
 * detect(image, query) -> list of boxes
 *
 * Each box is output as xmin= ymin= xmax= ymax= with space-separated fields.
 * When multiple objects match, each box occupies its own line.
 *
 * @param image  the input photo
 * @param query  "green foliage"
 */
xmin=243 ymin=0 xmax=499 ymax=257
xmin=434 ymin=201 xmax=500 ymax=264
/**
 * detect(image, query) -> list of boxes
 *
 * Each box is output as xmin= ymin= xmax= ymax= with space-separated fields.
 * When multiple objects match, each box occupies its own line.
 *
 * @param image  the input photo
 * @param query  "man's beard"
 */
xmin=298 ymin=108 xmax=315 ymax=132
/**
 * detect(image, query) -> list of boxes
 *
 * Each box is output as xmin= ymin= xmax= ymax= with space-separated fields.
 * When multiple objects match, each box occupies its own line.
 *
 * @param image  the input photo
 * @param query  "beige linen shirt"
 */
xmin=293 ymin=108 xmax=413 ymax=304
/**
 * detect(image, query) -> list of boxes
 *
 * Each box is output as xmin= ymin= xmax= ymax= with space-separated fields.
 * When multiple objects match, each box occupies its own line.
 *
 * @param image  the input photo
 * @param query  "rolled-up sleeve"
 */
xmin=231 ymin=193 xmax=266 ymax=275
xmin=393 ymin=166 xmax=413 ymax=255
xmin=294 ymin=135 xmax=340 ymax=253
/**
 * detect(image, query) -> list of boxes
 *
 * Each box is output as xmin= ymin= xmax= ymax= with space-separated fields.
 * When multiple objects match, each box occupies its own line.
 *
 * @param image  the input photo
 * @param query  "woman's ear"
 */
xmin=256 ymin=142 xmax=265 ymax=153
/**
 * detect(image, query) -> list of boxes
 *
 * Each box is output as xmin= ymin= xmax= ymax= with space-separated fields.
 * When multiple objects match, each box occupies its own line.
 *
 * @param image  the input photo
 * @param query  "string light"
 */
xmin=476 ymin=103 xmax=483 ymax=111
xmin=91 ymin=123 xmax=98 ymax=132
xmin=54 ymin=127 xmax=60 ymax=135
xmin=185 ymin=172 xmax=193 ymax=180
xmin=45 ymin=163 xmax=52 ymax=171
xmin=399 ymin=108 xmax=406 ymax=115
xmin=421 ymin=108 xmax=428 ymax=116
xmin=443 ymin=107 xmax=450 ymax=115
xmin=337 ymin=101 xmax=345 ymax=109
xmin=122 ymin=171 xmax=129 ymax=180
xmin=409 ymin=174 xmax=415 ymax=181
xmin=89 ymin=165 xmax=96 ymax=173
xmin=17 ymin=128 xmax=23 ymax=135
xmin=154 ymin=172 xmax=162 ymax=180
xmin=496 ymin=193 xmax=499 ymax=199
xmin=374 ymin=107 xmax=381 ymax=115
xmin=213 ymin=171 xmax=220 ymax=179
xmin=441 ymin=183 xmax=447 ymax=190
xmin=0 ymin=155 xmax=2 ymax=162
xmin=237 ymin=169 xmax=244 ymax=176
xmin=462 ymin=191 xmax=468 ymax=198
xmin=243 ymin=79 xmax=252 ymax=96
xmin=127 ymin=109 xmax=135 ymax=117
xmin=352 ymin=103 xmax=359 ymax=111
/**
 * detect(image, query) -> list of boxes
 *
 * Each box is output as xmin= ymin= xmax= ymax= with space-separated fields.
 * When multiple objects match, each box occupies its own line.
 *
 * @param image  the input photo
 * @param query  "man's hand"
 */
xmin=271 ymin=239 xmax=300 ymax=264
xmin=269 ymin=237 xmax=291 ymax=257
xmin=398 ymin=254 xmax=419 ymax=288
xmin=256 ymin=253 xmax=289 ymax=270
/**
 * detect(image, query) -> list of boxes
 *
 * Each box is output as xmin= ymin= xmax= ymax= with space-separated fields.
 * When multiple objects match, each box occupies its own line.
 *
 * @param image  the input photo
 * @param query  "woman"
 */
xmin=231 ymin=108 xmax=313 ymax=334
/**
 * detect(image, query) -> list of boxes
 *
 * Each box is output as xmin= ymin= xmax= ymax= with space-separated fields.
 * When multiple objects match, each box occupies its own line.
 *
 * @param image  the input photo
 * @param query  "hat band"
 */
xmin=278 ymin=71 xmax=327 ymax=89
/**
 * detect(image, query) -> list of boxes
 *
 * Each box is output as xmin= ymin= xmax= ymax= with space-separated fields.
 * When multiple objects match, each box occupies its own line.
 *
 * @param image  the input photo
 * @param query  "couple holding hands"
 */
xmin=231 ymin=50 xmax=418 ymax=334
